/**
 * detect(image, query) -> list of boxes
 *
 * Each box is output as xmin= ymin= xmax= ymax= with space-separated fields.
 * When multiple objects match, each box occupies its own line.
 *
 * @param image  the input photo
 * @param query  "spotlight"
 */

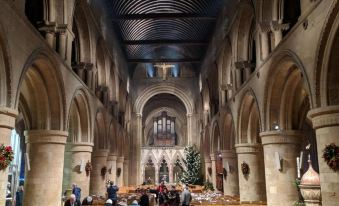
xmin=272 ymin=123 xmax=280 ymax=131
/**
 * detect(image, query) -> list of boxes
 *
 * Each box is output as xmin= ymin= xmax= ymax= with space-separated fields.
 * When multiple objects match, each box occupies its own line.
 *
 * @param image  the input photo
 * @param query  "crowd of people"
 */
xmin=64 ymin=181 xmax=192 ymax=206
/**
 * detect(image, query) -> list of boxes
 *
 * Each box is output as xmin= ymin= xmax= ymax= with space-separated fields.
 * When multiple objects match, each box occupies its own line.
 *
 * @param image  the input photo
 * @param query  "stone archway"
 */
xmin=261 ymin=52 xmax=315 ymax=206
xmin=236 ymin=90 xmax=266 ymax=203
xmin=63 ymin=88 xmax=93 ymax=198
xmin=16 ymin=52 xmax=67 ymax=206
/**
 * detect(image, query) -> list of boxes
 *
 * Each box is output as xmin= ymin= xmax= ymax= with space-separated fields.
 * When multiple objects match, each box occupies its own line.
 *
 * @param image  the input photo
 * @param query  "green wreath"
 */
xmin=323 ymin=143 xmax=339 ymax=171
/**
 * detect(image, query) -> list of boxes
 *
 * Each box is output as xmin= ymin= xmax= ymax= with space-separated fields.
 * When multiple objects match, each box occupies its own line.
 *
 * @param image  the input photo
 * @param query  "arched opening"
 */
xmin=282 ymin=0 xmax=301 ymax=36
xmin=265 ymin=56 xmax=318 ymax=172
xmin=25 ymin=0 xmax=45 ymax=35
xmin=0 ymin=33 xmax=10 ymax=107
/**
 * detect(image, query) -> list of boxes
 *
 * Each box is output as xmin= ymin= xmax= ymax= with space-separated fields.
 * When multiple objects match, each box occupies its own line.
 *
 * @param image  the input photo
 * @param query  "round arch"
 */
xmin=16 ymin=50 xmax=65 ymax=130
xmin=314 ymin=1 xmax=339 ymax=107
xmin=237 ymin=89 xmax=261 ymax=144
xmin=264 ymin=51 xmax=312 ymax=131
xmin=67 ymin=88 xmax=92 ymax=143
xmin=0 ymin=27 xmax=11 ymax=107
xmin=134 ymin=83 xmax=194 ymax=115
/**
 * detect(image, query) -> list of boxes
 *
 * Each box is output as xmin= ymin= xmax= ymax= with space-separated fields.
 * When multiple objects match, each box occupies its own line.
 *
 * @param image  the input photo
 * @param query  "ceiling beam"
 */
xmin=127 ymin=58 xmax=201 ymax=63
xmin=113 ymin=13 xmax=217 ymax=21
xmin=124 ymin=40 xmax=208 ymax=46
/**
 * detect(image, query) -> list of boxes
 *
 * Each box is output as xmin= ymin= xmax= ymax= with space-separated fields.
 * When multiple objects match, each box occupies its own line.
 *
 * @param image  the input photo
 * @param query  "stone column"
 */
xmin=45 ymin=31 xmax=56 ymax=48
xmin=210 ymin=154 xmax=217 ymax=190
xmin=187 ymin=114 xmax=192 ymax=145
xmin=0 ymin=107 xmax=17 ymax=205
xmin=155 ymin=164 xmax=160 ymax=184
xmin=204 ymin=159 xmax=212 ymax=182
xmin=58 ymin=30 xmax=67 ymax=59
xmin=116 ymin=157 xmax=124 ymax=186
xmin=260 ymin=131 xmax=301 ymax=206
xmin=235 ymin=69 xmax=242 ymax=89
xmin=90 ymin=149 xmax=108 ymax=196
xmin=123 ymin=159 xmax=129 ymax=186
xmin=141 ymin=164 xmax=145 ymax=183
xmin=69 ymin=143 xmax=93 ymax=198
xmin=169 ymin=163 xmax=174 ymax=183
xmin=308 ymin=106 xmax=339 ymax=206
xmin=235 ymin=143 xmax=266 ymax=203
xmin=24 ymin=130 xmax=68 ymax=206
xmin=220 ymin=150 xmax=239 ymax=196
xmin=107 ymin=154 xmax=117 ymax=183
xmin=244 ymin=67 xmax=252 ymax=81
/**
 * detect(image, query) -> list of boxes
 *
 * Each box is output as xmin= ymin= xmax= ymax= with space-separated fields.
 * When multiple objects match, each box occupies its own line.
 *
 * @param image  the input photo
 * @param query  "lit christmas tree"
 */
xmin=180 ymin=145 xmax=202 ymax=184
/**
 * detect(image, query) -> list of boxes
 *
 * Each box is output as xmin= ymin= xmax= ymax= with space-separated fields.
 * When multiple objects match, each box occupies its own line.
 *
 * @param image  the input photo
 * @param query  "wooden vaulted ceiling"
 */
xmin=108 ymin=0 xmax=227 ymax=71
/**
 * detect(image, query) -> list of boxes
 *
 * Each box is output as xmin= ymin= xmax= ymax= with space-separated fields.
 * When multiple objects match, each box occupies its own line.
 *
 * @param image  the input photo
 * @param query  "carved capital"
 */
xmin=260 ymin=130 xmax=302 ymax=145
xmin=308 ymin=106 xmax=339 ymax=129
xmin=259 ymin=22 xmax=272 ymax=33
xmin=234 ymin=61 xmax=255 ymax=70
xmin=270 ymin=21 xmax=290 ymax=31
xmin=235 ymin=143 xmax=262 ymax=154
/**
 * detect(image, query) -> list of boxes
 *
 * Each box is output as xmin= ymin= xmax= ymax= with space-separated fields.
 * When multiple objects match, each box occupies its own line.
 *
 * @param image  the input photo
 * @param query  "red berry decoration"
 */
xmin=0 ymin=145 xmax=14 ymax=171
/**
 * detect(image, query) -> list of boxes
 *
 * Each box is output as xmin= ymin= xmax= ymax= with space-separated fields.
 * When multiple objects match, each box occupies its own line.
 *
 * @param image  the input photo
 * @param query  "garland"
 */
xmin=101 ymin=166 xmax=107 ymax=177
xmin=85 ymin=161 xmax=92 ymax=176
xmin=0 ymin=145 xmax=14 ymax=171
xmin=323 ymin=143 xmax=339 ymax=171
xmin=117 ymin=168 xmax=121 ymax=177
xmin=241 ymin=162 xmax=250 ymax=176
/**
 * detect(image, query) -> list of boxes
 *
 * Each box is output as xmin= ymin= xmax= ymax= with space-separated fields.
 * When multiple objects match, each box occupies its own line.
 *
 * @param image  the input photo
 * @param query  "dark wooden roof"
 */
xmin=107 ymin=0 xmax=226 ymax=71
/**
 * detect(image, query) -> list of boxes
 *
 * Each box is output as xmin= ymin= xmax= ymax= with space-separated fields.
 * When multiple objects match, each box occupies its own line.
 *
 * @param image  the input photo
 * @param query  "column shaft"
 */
xmin=63 ymin=143 xmax=93 ymax=197
xmin=260 ymin=131 xmax=301 ymax=206
xmin=308 ymin=106 xmax=339 ymax=206
xmin=90 ymin=149 xmax=108 ymax=195
xmin=204 ymin=160 xmax=212 ymax=182
xmin=220 ymin=150 xmax=239 ymax=196
xmin=236 ymin=144 xmax=266 ymax=203
xmin=123 ymin=159 xmax=129 ymax=186
xmin=210 ymin=154 xmax=217 ymax=190
xmin=169 ymin=164 xmax=173 ymax=183
xmin=0 ymin=108 xmax=17 ymax=206
xmin=23 ymin=130 xmax=68 ymax=206
xmin=116 ymin=157 xmax=124 ymax=186
xmin=107 ymin=154 xmax=117 ymax=184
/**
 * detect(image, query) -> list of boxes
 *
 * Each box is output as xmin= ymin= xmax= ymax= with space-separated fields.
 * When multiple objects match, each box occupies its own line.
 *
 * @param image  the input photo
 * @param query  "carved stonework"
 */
xmin=299 ymin=159 xmax=321 ymax=206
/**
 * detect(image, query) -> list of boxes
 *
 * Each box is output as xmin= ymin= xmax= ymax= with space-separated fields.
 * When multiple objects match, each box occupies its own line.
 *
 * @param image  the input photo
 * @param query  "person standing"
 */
xmin=107 ymin=181 xmax=119 ymax=206
xmin=15 ymin=186 xmax=24 ymax=206
xmin=168 ymin=186 xmax=180 ymax=206
xmin=139 ymin=189 xmax=149 ymax=206
xmin=72 ymin=183 xmax=82 ymax=202
xmin=180 ymin=186 xmax=192 ymax=206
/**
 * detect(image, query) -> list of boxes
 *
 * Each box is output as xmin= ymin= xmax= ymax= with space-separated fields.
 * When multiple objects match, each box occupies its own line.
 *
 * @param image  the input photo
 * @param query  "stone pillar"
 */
xmin=58 ymin=31 xmax=67 ymax=59
xmin=135 ymin=113 xmax=142 ymax=184
xmin=169 ymin=163 xmax=174 ymax=183
xmin=260 ymin=131 xmax=301 ymax=206
xmin=204 ymin=159 xmax=212 ymax=182
xmin=308 ymin=106 xmax=339 ymax=206
xmin=45 ymin=31 xmax=56 ymax=48
xmin=187 ymin=114 xmax=192 ymax=145
xmin=220 ymin=150 xmax=239 ymax=196
xmin=155 ymin=164 xmax=160 ymax=184
xmin=141 ymin=164 xmax=145 ymax=183
xmin=107 ymin=154 xmax=117 ymax=183
xmin=116 ymin=157 xmax=124 ymax=186
xmin=0 ymin=107 xmax=17 ymax=205
xmin=123 ymin=159 xmax=129 ymax=186
xmin=235 ymin=69 xmax=242 ymax=89
xmin=244 ymin=67 xmax=252 ymax=81
xmin=235 ymin=143 xmax=266 ymax=203
xmin=210 ymin=154 xmax=217 ymax=190
xmin=69 ymin=143 xmax=93 ymax=198
xmin=90 ymin=149 xmax=108 ymax=196
xmin=24 ymin=130 xmax=68 ymax=206
xmin=259 ymin=22 xmax=270 ymax=59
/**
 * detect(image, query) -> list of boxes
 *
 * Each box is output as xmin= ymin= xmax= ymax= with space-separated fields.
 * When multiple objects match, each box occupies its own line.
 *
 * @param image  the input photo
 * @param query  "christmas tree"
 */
xmin=180 ymin=145 xmax=202 ymax=184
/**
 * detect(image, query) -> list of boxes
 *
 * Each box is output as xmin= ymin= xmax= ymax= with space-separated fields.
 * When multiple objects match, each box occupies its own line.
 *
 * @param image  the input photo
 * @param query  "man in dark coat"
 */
xmin=107 ymin=181 xmax=119 ymax=206
xmin=139 ymin=189 xmax=149 ymax=206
